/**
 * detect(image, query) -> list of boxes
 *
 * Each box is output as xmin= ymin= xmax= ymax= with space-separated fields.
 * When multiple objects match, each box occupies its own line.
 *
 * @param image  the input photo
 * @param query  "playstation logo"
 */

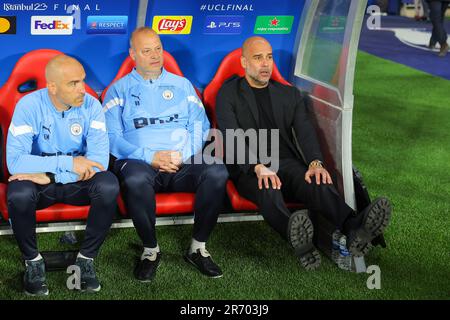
xmin=206 ymin=21 xmax=217 ymax=29
xmin=204 ymin=16 xmax=243 ymax=34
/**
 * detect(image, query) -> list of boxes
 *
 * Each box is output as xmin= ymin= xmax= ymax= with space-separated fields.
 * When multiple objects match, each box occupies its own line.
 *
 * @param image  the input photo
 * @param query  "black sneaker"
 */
xmin=24 ymin=259 xmax=49 ymax=296
xmin=288 ymin=210 xmax=321 ymax=270
xmin=347 ymin=197 xmax=392 ymax=257
xmin=75 ymin=257 xmax=101 ymax=292
xmin=184 ymin=248 xmax=223 ymax=278
xmin=134 ymin=252 xmax=161 ymax=282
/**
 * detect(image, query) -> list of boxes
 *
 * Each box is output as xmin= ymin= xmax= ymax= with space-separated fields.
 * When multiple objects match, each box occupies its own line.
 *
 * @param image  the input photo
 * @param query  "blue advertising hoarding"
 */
xmin=148 ymin=0 xmax=305 ymax=88
xmin=0 ymin=0 xmax=305 ymax=92
xmin=0 ymin=0 xmax=138 ymax=92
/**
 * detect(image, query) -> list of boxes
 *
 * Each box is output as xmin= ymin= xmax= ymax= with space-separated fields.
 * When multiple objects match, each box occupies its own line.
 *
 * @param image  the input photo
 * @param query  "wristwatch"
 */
xmin=45 ymin=172 xmax=55 ymax=184
xmin=308 ymin=160 xmax=324 ymax=169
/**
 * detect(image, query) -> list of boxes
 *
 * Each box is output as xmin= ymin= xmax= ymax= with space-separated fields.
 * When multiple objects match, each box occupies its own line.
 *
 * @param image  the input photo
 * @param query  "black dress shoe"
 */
xmin=287 ymin=210 xmax=321 ymax=270
xmin=134 ymin=252 xmax=161 ymax=282
xmin=347 ymin=197 xmax=392 ymax=257
xmin=184 ymin=248 xmax=223 ymax=278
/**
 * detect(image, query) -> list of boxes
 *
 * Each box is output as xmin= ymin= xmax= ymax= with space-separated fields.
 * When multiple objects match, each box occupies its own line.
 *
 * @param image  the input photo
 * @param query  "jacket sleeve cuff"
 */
xmin=55 ymin=172 xmax=78 ymax=184
xmin=144 ymin=149 xmax=156 ymax=165
xmin=58 ymin=155 xmax=74 ymax=172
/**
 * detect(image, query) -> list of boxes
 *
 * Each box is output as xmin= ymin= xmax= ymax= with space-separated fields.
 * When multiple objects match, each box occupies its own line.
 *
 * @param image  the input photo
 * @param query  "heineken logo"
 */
xmin=254 ymin=16 xmax=294 ymax=34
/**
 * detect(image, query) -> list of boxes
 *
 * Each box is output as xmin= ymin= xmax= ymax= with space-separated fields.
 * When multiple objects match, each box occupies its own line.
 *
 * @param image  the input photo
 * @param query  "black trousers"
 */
xmin=234 ymin=158 xmax=354 ymax=240
xmin=7 ymin=171 xmax=119 ymax=261
xmin=429 ymin=1 xmax=449 ymax=45
xmin=114 ymin=156 xmax=228 ymax=248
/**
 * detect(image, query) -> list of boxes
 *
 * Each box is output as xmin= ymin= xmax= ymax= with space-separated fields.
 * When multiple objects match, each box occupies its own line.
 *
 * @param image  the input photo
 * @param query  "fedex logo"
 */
xmin=31 ymin=16 xmax=73 ymax=35
xmin=35 ymin=20 xmax=69 ymax=30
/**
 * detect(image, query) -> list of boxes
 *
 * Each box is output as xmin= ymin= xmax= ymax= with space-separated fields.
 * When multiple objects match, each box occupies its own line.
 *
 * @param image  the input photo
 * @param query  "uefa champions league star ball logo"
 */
xmin=70 ymin=123 xmax=83 ymax=136
xmin=162 ymin=89 xmax=174 ymax=100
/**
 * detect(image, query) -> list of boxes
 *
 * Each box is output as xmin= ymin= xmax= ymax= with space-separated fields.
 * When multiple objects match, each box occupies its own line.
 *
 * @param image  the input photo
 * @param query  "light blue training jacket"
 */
xmin=7 ymin=89 xmax=109 ymax=184
xmin=103 ymin=68 xmax=210 ymax=164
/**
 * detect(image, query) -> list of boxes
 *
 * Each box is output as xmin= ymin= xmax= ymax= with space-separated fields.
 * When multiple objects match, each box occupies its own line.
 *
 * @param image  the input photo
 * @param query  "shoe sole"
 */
xmin=183 ymin=255 xmax=223 ymax=279
xmin=25 ymin=288 xmax=49 ymax=296
xmin=348 ymin=197 xmax=392 ymax=257
xmin=288 ymin=211 xmax=321 ymax=271
xmin=80 ymin=284 xmax=101 ymax=293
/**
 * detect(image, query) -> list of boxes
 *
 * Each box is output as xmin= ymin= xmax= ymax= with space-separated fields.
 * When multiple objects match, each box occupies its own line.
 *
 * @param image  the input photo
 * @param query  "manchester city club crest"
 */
xmin=162 ymin=89 xmax=174 ymax=100
xmin=70 ymin=123 xmax=83 ymax=136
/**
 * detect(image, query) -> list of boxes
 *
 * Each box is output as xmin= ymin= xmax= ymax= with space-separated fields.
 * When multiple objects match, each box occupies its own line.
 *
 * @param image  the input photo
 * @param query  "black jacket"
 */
xmin=215 ymin=76 xmax=324 ymax=180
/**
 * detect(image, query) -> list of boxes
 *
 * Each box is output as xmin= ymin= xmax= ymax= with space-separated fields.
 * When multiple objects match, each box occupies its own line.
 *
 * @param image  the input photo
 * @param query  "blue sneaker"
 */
xmin=75 ymin=257 xmax=101 ymax=293
xmin=24 ymin=259 xmax=49 ymax=296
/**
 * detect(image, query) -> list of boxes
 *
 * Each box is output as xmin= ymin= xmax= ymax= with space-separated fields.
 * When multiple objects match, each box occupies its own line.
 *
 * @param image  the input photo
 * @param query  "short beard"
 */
xmin=248 ymin=74 xmax=269 ymax=87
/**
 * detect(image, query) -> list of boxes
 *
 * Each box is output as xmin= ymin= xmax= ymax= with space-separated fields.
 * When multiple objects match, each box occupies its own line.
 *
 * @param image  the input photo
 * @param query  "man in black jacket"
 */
xmin=215 ymin=36 xmax=391 ymax=270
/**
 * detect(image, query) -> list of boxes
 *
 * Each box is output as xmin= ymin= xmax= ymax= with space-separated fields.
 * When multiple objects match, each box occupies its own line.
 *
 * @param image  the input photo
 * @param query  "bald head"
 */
xmin=241 ymin=37 xmax=273 ymax=88
xmin=45 ymin=54 xmax=84 ymax=83
xmin=242 ymin=36 xmax=271 ymax=58
xmin=46 ymin=55 xmax=86 ymax=110
xmin=129 ymin=27 xmax=164 ymax=80
xmin=130 ymin=27 xmax=160 ymax=50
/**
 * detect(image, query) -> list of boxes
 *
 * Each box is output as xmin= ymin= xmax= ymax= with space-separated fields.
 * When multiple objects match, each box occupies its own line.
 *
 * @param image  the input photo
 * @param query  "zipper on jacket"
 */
xmin=62 ymin=106 xmax=71 ymax=118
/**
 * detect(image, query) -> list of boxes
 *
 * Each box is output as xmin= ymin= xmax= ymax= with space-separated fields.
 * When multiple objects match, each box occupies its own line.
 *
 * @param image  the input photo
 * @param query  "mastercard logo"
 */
xmin=0 ymin=18 xmax=10 ymax=33
xmin=0 ymin=16 xmax=16 ymax=34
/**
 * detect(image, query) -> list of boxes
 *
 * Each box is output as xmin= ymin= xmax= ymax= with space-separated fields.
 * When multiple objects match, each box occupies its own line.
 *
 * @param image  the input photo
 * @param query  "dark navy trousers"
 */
xmin=429 ymin=1 xmax=449 ymax=45
xmin=114 ymin=156 xmax=228 ymax=248
xmin=7 ymin=171 xmax=119 ymax=260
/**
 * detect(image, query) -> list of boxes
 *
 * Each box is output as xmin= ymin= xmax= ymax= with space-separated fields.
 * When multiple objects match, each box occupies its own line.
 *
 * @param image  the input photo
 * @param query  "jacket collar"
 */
xmin=239 ymin=77 xmax=299 ymax=158
xmin=130 ymin=67 xmax=167 ymax=85
xmin=239 ymin=77 xmax=260 ymax=127
xmin=44 ymin=88 xmax=76 ymax=116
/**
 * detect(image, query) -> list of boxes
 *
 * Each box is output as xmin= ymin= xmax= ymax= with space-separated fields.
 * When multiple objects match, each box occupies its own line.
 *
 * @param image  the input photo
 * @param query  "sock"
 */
xmin=141 ymin=245 xmax=160 ymax=261
xmin=25 ymin=253 xmax=43 ymax=265
xmin=189 ymin=239 xmax=206 ymax=255
xmin=77 ymin=252 xmax=93 ymax=261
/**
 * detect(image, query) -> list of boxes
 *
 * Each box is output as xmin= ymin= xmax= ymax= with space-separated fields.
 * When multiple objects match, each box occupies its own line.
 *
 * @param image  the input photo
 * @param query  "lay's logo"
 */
xmin=31 ymin=16 xmax=73 ymax=35
xmin=152 ymin=16 xmax=192 ymax=34
xmin=159 ymin=19 xmax=185 ymax=31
